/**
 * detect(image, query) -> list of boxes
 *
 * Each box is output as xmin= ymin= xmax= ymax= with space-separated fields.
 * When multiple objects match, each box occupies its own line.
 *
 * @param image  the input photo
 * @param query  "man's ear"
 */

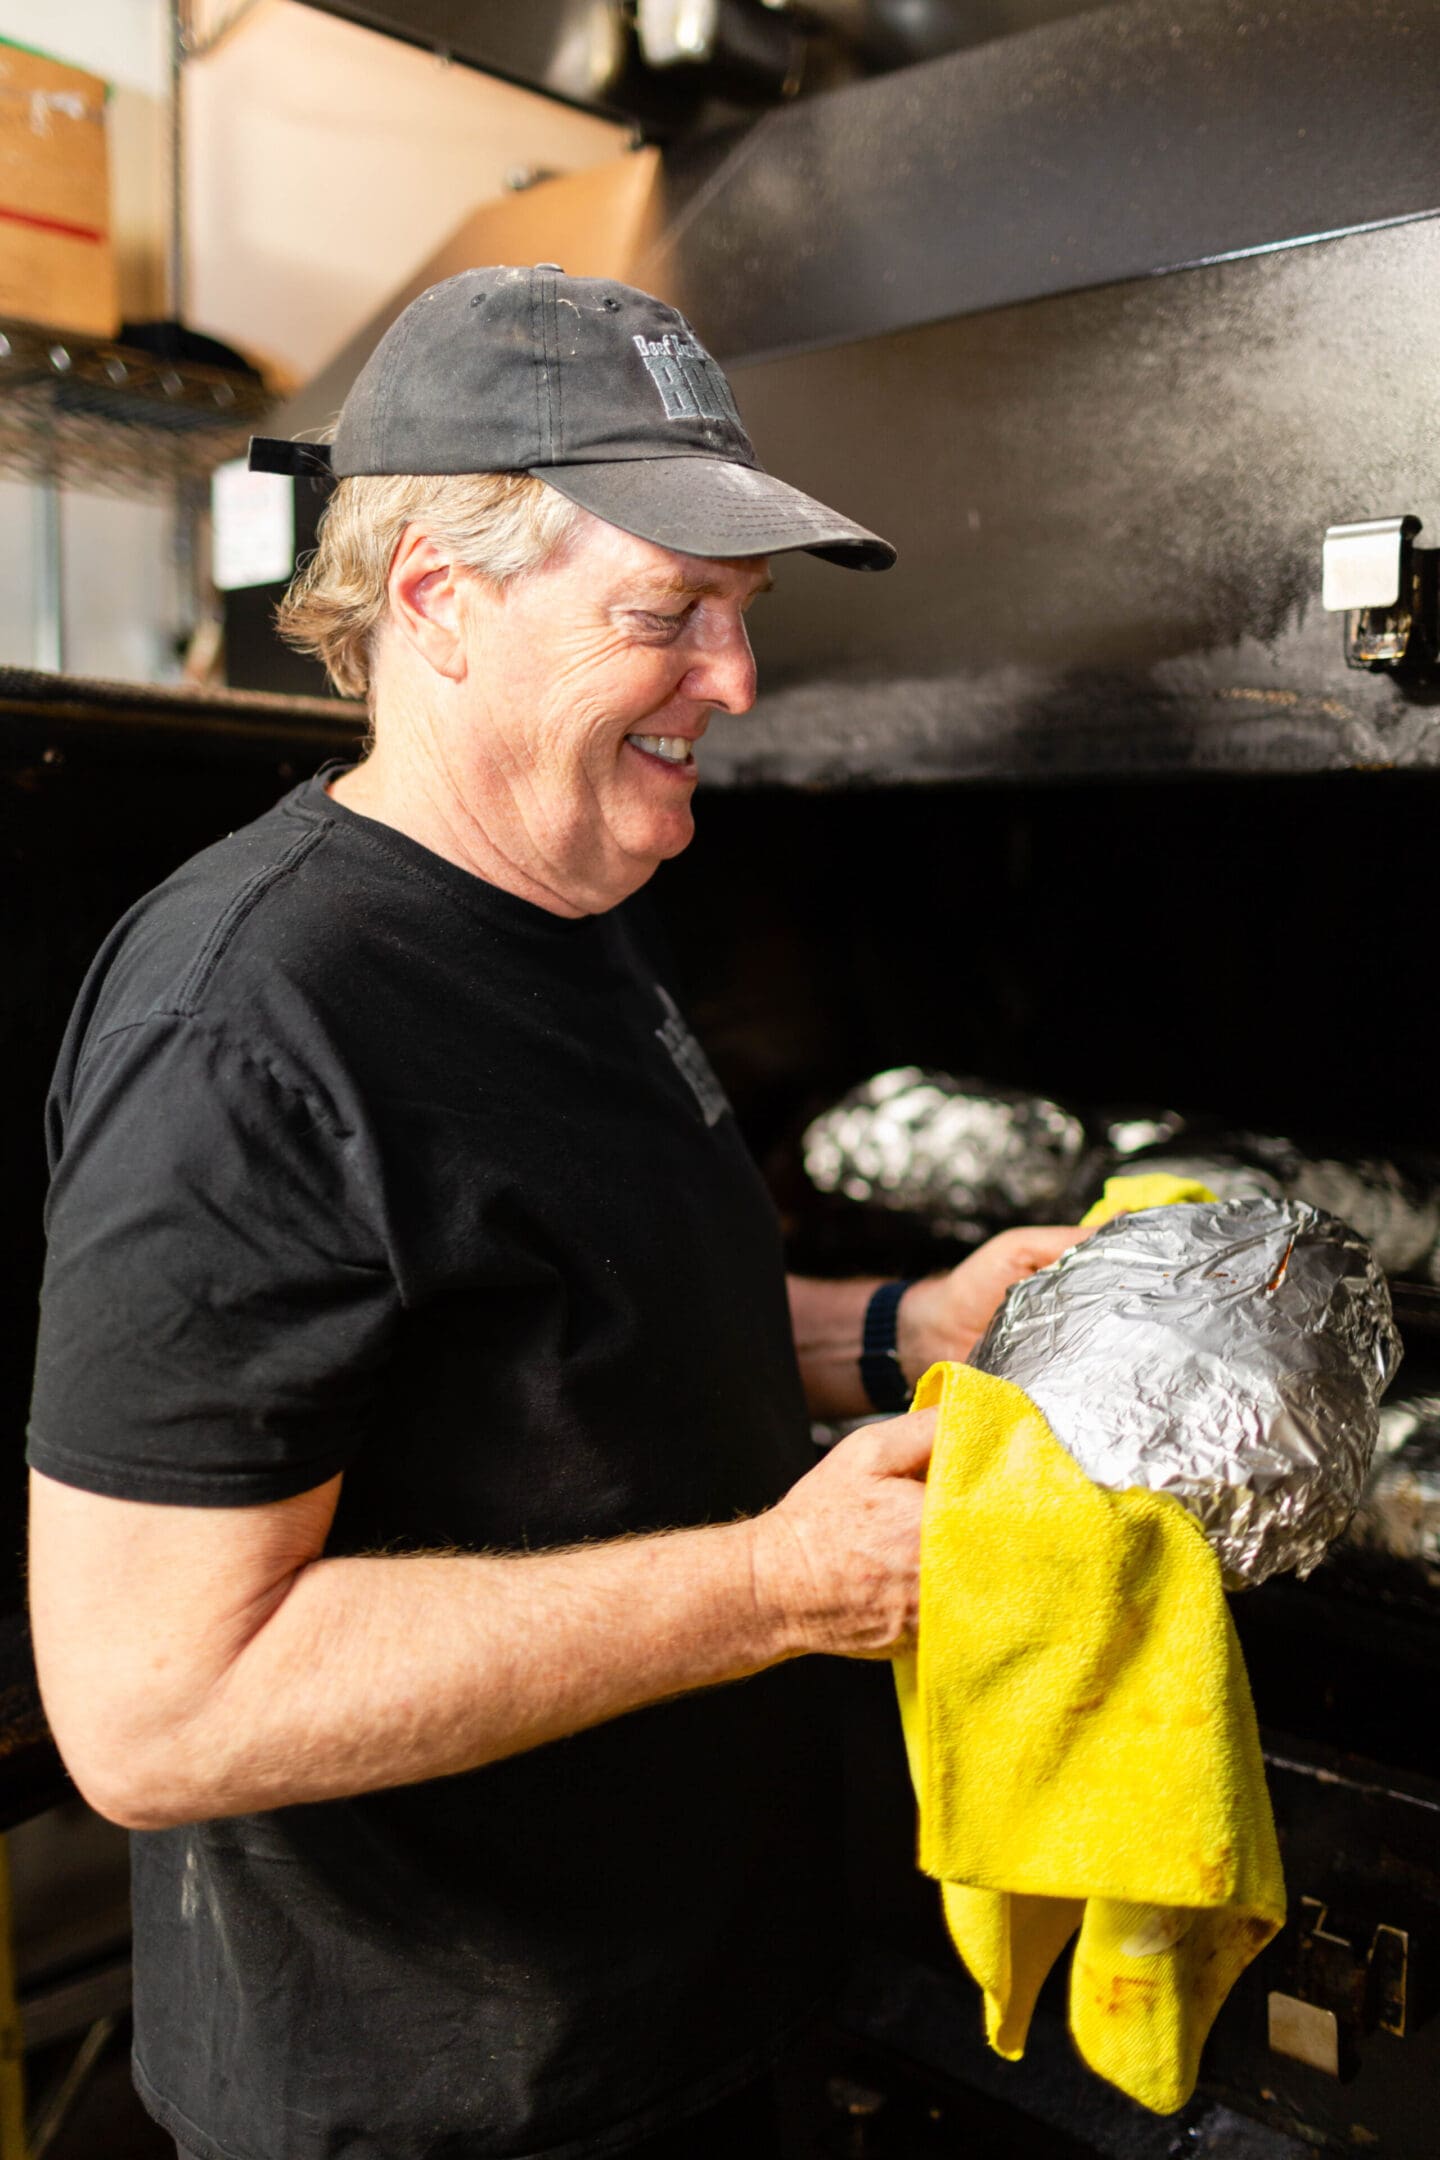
xmin=386 ymin=525 xmax=469 ymax=683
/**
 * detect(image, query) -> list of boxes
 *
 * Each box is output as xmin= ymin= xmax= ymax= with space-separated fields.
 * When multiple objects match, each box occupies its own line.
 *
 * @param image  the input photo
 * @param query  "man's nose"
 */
xmin=685 ymin=618 xmax=757 ymax=716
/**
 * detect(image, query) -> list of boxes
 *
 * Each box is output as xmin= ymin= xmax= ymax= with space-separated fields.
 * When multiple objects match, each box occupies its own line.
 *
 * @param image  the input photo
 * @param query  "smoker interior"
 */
xmin=3 ymin=686 xmax=1437 ymax=2151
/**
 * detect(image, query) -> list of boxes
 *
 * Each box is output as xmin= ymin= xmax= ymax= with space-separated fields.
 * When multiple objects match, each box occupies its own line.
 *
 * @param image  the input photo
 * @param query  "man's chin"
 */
xmin=625 ymin=795 xmax=696 ymax=859
xmin=603 ymin=807 xmax=696 ymax=903
xmin=657 ymin=804 xmax=697 ymax=859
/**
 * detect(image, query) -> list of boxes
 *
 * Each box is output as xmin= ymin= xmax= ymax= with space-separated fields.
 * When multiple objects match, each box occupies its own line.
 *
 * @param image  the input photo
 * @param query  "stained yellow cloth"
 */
xmin=894 ymin=1172 xmax=1285 ymax=2114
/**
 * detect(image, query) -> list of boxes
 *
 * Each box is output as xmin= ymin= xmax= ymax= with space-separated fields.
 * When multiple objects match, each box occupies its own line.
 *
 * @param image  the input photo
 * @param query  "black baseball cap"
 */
xmin=250 ymin=264 xmax=895 ymax=572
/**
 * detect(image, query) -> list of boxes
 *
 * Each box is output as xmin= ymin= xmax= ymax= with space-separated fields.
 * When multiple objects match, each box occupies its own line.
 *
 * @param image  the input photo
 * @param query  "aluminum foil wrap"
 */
xmin=1339 ymin=1392 xmax=1440 ymax=1591
xmin=1111 ymin=1135 xmax=1440 ymax=1274
xmin=1288 ymin=1161 xmax=1440 ymax=1275
xmin=970 ymin=1196 xmax=1403 ymax=1587
xmin=802 ymin=1067 xmax=1085 ymax=1238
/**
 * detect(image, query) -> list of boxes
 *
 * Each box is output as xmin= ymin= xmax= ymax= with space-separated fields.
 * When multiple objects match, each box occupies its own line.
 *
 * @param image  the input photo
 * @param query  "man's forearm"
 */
xmin=197 ymin=1528 xmax=788 ymax=1823
xmin=35 ymin=1498 xmax=791 ymax=1830
xmin=787 ymin=1274 xmax=885 ymax=1419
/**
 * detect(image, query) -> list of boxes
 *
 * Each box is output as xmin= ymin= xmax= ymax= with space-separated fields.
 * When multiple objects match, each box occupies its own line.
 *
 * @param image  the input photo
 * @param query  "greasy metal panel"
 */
xmin=654 ymin=0 xmax=1440 ymax=364
xmin=699 ymin=216 xmax=1440 ymax=785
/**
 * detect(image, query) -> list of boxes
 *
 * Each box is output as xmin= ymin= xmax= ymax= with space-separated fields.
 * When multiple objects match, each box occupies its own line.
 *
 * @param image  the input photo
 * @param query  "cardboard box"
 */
xmin=0 ymin=37 xmax=118 ymax=339
xmin=285 ymin=149 xmax=668 ymax=435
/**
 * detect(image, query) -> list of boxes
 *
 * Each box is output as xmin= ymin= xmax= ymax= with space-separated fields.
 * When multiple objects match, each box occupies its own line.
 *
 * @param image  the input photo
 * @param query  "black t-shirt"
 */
xmin=28 ymin=770 xmax=841 ymax=2160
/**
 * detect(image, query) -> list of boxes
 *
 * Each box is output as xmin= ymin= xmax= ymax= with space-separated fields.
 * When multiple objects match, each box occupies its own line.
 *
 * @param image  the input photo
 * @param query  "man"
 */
xmin=27 ymin=268 xmax=1076 ymax=2160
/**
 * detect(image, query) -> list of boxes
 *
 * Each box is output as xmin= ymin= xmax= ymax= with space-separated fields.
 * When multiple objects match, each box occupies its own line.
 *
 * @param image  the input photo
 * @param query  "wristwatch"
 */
xmin=860 ymin=1279 xmax=914 ymax=1412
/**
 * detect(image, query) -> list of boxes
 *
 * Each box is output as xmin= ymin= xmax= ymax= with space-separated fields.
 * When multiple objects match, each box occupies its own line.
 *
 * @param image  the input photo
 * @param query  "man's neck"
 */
xmin=326 ymin=752 xmax=588 ymax=919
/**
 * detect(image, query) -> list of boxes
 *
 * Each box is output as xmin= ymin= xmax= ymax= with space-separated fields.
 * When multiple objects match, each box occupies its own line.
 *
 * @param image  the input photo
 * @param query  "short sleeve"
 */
xmin=27 ymin=1015 xmax=401 ymax=1506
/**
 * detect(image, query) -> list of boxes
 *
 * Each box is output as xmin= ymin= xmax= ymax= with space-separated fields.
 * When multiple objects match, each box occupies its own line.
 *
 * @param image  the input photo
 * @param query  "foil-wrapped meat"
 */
xmin=1290 ymin=1159 xmax=1440 ymax=1277
xmin=801 ymin=1068 xmax=1085 ymax=1240
xmin=1337 ymin=1391 xmax=1440 ymax=1594
xmin=970 ymin=1197 xmax=1402 ymax=1588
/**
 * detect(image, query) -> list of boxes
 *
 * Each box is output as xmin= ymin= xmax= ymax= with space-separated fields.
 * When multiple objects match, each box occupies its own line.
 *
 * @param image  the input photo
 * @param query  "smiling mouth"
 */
xmin=626 ymin=733 xmax=697 ymax=771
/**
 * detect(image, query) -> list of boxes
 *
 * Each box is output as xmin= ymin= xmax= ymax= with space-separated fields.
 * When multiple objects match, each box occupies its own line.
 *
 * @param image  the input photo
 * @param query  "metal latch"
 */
xmin=1322 ymin=515 xmax=1438 ymax=672
xmin=1268 ymin=1897 xmax=1412 ymax=2077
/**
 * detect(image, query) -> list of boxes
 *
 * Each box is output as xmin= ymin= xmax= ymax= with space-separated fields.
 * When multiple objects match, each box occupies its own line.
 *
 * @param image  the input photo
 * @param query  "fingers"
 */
xmin=990 ymin=1222 xmax=1088 ymax=1272
xmin=855 ymin=1405 xmax=937 ymax=1480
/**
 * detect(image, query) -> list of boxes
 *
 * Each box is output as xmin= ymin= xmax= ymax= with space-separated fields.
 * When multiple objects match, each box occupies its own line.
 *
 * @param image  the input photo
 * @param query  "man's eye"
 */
xmin=635 ymin=608 xmax=692 ymax=636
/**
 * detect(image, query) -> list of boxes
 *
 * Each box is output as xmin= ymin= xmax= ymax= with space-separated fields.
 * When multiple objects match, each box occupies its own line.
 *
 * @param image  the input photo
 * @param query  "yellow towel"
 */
xmin=1080 ymin=1172 xmax=1219 ymax=1226
xmin=895 ymin=1177 xmax=1285 ymax=2115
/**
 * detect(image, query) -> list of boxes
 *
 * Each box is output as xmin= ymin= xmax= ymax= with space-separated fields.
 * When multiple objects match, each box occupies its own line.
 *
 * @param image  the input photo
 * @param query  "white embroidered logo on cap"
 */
xmin=633 ymin=333 xmax=742 ymax=430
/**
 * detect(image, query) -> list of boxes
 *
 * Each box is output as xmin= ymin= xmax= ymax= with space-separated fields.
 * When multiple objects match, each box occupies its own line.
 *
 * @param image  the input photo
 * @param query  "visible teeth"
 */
xmin=628 ymin=735 xmax=693 ymax=764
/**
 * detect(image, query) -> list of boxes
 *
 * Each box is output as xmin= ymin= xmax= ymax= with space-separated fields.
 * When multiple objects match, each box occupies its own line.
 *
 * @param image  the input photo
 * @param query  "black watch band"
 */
xmin=860 ymin=1279 xmax=914 ymax=1412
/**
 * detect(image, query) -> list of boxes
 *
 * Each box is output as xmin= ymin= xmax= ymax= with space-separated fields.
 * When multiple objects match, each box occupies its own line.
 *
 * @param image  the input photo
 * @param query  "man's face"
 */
xmin=448 ymin=513 xmax=770 ymax=914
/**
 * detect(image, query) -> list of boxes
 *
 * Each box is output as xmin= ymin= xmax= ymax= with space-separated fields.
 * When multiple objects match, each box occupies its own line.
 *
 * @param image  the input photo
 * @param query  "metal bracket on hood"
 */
xmin=1322 ymin=515 xmax=1439 ymax=674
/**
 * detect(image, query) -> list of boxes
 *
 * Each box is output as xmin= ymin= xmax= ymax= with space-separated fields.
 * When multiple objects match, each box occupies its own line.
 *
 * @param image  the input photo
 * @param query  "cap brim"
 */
xmin=533 ymin=457 xmax=896 ymax=572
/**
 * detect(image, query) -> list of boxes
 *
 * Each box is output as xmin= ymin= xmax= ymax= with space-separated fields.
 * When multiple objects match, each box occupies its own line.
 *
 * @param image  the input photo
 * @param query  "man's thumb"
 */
xmin=867 ymin=1405 xmax=937 ymax=1480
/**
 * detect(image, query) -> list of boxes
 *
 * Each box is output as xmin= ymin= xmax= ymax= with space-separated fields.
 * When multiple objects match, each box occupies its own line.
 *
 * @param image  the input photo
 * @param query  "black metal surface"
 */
xmin=1195 ymin=1742 xmax=1440 ymax=2154
xmin=0 ymin=1611 xmax=69 ymax=1833
xmin=652 ymin=0 xmax=1440 ymax=365
xmin=700 ymin=213 xmax=1440 ymax=785
xmin=843 ymin=0 xmax=1106 ymax=71
xmin=654 ymin=777 xmax=1440 ymax=1160
xmin=0 ymin=666 xmax=360 ymax=748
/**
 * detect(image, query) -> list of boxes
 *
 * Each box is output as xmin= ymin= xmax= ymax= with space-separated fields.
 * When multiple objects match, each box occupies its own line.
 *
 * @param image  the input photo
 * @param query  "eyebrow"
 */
xmin=633 ymin=571 xmax=775 ymax=602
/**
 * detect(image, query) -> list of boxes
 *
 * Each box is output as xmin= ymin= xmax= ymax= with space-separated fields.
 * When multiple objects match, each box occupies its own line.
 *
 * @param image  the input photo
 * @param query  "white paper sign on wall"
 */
xmin=211 ymin=459 xmax=295 ymax=591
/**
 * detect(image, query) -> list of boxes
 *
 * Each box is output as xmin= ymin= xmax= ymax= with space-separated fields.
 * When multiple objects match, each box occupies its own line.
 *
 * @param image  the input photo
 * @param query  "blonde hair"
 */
xmin=276 ymin=469 xmax=584 ymax=701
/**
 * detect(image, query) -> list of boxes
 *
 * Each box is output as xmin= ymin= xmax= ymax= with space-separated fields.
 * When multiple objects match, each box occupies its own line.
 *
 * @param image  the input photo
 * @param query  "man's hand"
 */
xmin=748 ymin=1406 xmax=937 ymax=1660
xmin=761 ymin=1229 xmax=1090 ymax=1652
xmin=897 ymin=1224 xmax=1083 ymax=1378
